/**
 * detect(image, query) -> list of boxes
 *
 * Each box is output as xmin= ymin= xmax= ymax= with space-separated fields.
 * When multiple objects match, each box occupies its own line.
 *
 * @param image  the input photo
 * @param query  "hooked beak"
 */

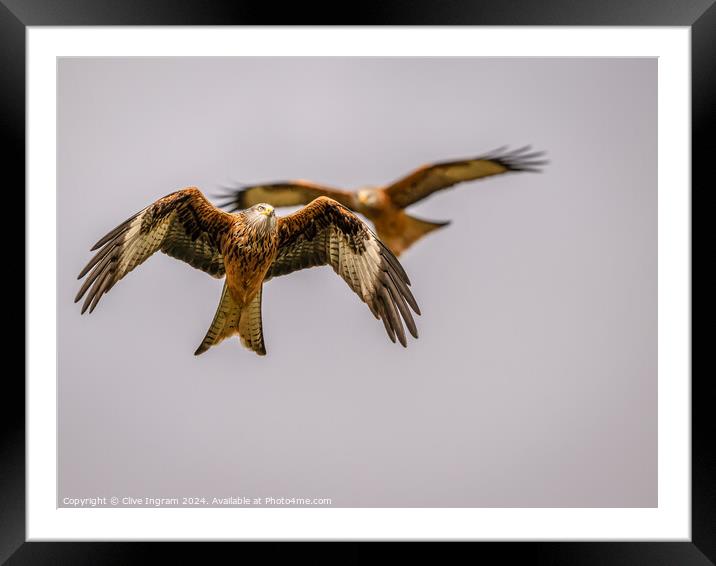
xmin=260 ymin=205 xmax=274 ymax=217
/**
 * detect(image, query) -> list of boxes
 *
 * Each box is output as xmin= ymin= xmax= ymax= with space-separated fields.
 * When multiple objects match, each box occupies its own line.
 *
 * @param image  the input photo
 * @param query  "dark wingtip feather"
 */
xmin=211 ymin=198 xmax=235 ymax=208
xmin=388 ymin=269 xmax=420 ymax=316
xmin=89 ymin=215 xmax=136 ymax=251
xmin=77 ymin=242 xmax=115 ymax=279
xmin=376 ymin=300 xmax=397 ymax=344
xmin=485 ymin=146 xmax=549 ymax=174
xmin=378 ymin=283 xmax=407 ymax=347
xmin=382 ymin=271 xmax=417 ymax=340
xmin=213 ymin=183 xmax=251 ymax=212
xmin=481 ymin=145 xmax=509 ymax=160
xmin=377 ymin=240 xmax=411 ymax=285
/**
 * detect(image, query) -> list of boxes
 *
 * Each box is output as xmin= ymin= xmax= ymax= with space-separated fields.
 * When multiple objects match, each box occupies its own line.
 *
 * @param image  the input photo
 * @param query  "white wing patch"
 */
xmin=117 ymin=212 xmax=171 ymax=275
xmin=328 ymin=227 xmax=382 ymax=309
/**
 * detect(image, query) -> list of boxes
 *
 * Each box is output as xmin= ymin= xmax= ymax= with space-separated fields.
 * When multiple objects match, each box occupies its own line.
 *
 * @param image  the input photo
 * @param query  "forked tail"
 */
xmin=383 ymin=214 xmax=450 ymax=256
xmin=238 ymin=286 xmax=266 ymax=355
xmin=194 ymin=283 xmax=266 ymax=356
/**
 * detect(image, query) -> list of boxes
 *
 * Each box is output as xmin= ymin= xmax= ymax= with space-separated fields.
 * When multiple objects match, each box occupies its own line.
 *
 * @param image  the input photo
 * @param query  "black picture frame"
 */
xmin=6 ymin=1 xmax=707 ymax=562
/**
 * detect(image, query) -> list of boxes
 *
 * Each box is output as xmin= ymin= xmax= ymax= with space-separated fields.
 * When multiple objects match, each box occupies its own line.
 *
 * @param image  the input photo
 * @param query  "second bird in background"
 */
xmin=217 ymin=146 xmax=548 ymax=256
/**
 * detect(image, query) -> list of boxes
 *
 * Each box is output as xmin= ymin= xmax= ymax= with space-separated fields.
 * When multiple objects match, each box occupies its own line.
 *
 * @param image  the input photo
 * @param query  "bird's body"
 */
xmin=222 ymin=213 xmax=278 ymax=305
xmin=76 ymin=188 xmax=420 ymax=356
xmin=218 ymin=146 xmax=547 ymax=255
xmin=198 ymin=206 xmax=279 ymax=355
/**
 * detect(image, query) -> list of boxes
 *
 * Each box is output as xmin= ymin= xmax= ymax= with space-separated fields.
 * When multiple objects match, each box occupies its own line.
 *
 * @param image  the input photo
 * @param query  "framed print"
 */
xmin=7 ymin=0 xmax=707 ymax=562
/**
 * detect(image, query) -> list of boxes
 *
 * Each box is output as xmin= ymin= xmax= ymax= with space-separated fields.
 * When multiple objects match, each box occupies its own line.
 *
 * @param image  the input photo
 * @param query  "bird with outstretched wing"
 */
xmin=216 ymin=146 xmax=547 ymax=256
xmin=76 ymin=189 xmax=420 ymax=356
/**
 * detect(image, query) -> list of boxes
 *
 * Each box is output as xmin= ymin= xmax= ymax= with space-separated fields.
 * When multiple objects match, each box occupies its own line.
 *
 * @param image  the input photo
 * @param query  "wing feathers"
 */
xmin=384 ymin=146 xmax=548 ymax=209
xmin=76 ymin=187 xmax=233 ymax=313
xmin=376 ymin=239 xmax=412 ymax=287
xmin=377 ymin=298 xmax=397 ymax=343
xmin=215 ymin=180 xmax=355 ymax=212
xmin=382 ymin=270 xmax=418 ymax=338
xmin=75 ymin=250 xmax=114 ymax=305
xmin=89 ymin=213 xmax=139 ymax=251
xmin=77 ymin=239 xmax=118 ymax=279
xmin=378 ymin=285 xmax=405 ymax=346
xmin=386 ymin=267 xmax=419 ymax=315
xmin=265 ymin=196 xmax=420 ymax=346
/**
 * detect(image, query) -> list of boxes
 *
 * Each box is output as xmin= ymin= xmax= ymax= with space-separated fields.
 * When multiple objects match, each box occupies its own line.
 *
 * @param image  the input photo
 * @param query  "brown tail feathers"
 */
xmin=194 ymin=283 xmax=266 ymax=356
xmin=384 ymin=214 xmax=450 ymax=256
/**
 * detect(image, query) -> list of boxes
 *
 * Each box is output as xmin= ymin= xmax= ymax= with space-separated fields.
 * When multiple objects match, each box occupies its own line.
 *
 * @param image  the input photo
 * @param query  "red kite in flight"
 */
xmin=217 ymin=146 xmax=547 ymax=256
xmin=76 ymin=189 xmax=420 ymax=356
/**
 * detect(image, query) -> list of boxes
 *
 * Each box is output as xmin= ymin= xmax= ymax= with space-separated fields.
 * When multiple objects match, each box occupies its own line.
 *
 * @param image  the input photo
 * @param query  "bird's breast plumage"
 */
xmin=222 ymin=218 xmax=279 ymax=306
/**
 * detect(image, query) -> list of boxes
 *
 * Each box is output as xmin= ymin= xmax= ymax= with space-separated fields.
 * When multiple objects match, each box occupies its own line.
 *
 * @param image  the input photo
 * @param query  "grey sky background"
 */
xmin=58 ymin=57 xmax=656 ymax=508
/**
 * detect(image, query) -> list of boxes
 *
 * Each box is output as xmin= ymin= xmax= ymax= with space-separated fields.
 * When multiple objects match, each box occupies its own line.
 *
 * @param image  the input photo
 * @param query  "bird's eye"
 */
xmin=257 ymin=205 xmax=265 ymax=211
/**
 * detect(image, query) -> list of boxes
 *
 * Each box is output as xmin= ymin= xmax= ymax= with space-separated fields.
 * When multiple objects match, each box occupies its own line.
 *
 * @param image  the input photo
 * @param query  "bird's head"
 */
xmin=357 ymin=188 xmax=381 ymax=211
xmin=246 ymin=203 xmax=277 ymax=233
